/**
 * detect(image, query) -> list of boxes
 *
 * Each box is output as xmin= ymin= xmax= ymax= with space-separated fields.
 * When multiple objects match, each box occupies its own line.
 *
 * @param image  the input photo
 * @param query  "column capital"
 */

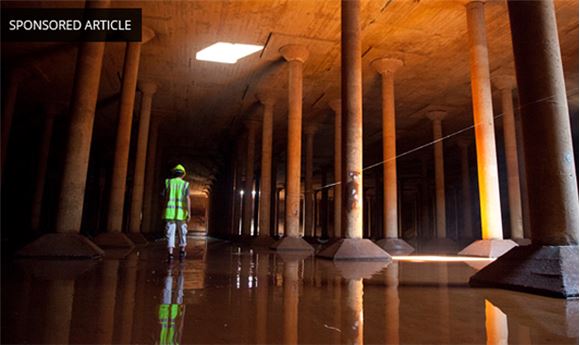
xmin=492 ymin=75 xmax=517 ymax=91
xmin=464 ymin=0 xmax=487 ymax=9
xmin=279 ymin=44 xmax=309 ymax=63
xmin=256 ymin=92 xmax=277 ymax=106
xmin=328 ymin=98 xmax=341 ymax=113
xmin=138 ymin=81 xmax=157 ymax=95
xmin=426 ymin=110 xmax=447 ymax=121
xmin=304 ymin=123 xmax=318 ymax=135
xmin=371 ymin=58 xmax=404 ymax=75
xmin=142 ymin=26 xmax=156 ymax=44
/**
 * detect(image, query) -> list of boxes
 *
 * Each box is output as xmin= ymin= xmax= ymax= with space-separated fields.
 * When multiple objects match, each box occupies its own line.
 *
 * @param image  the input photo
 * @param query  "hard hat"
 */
xmin=172 ymin=164 xmax=186 ymax=174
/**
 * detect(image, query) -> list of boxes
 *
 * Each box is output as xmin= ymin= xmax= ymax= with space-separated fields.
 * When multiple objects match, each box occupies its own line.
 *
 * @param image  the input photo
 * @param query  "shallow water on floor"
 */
xmin=2 ymin=237 xmax=578 ymax=344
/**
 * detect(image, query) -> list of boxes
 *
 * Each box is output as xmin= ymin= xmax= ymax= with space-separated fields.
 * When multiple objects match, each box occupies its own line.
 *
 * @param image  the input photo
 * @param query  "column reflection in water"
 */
xmin=438 ymin=263 xmax=450 ymax=343
xmin=255 ymin=252 xmax=269 ymax=344
xmin=283 ymin=259 xmax=299 ymax=345
xmin=116 ymin=251 xmax=139 ymax=343
xmin=158 ymin=263 xmax=186 ymax=345
xmin=485 ymin=299 xmax=508 ymax=345
xmin=95 ymin=259 xmax=120 ymax=345
xmin=334 ymin=261 xmax=389 ymax=345
xmin=333 ymin=275 xmax=342 ymax=345
xmin=43 ymin=279 xmax=75 ymax=344
xmin=342 ymin=278 xmax=364 ymax=345
xmin=18 ymin=260 xmax=96 ymax=344
xmin=278 ymin=253 xmax=310 ymax=345
xmin=385 ymin=262 xmax=400 ymax=345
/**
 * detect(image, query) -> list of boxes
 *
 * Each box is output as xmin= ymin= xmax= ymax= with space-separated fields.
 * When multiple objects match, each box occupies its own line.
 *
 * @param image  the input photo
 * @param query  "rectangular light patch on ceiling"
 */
xmin=196 ymin=42 xmax=263 ymax=64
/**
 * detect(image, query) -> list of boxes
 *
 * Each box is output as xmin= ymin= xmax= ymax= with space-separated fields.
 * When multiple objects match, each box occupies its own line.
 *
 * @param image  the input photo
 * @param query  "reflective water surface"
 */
xmin=2 ymin=237 xmax=578 ymax=344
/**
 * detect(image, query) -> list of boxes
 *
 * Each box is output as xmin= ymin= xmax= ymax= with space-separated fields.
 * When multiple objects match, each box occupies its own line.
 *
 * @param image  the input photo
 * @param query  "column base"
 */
xmin=375 ymin=238 xmax=415 ymax=255
xmin=317 ymin=238 xmax=392 ymax=261
xmin=458 ymin=239 xmax=518 ymax=258
xmin=251 ymin=236 xmax=276 ymax=247
xmin=126 ymin=232 xmax=149 ymax=245
xmin=270 ymin=237 xmax=314 ymax=252
xmin=17 ymin=233 xmax=104 ymax=259
xmin=512 ymin=238 xmax=532 ymax=246
xmin=469 ymin=245 xmax=578 ymax=298
xmin=93 ymin=232 xmax=135 ymax=248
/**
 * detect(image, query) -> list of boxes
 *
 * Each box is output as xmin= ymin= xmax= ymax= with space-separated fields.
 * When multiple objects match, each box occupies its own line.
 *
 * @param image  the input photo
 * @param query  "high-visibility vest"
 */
xmin=163 ymin=178 xmax=189 ymax=220
xmin=158 ymin=304 xmax=182 ymax=345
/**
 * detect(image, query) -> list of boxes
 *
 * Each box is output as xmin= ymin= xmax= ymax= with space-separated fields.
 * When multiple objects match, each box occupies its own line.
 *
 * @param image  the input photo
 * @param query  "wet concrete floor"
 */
xmin=2 ymin=236 xmax=578 ymax=344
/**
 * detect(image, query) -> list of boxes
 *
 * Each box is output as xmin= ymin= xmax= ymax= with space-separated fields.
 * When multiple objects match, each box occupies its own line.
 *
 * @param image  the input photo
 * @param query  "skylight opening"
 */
xmin=196 ymin=42 xmax=263 ymax=64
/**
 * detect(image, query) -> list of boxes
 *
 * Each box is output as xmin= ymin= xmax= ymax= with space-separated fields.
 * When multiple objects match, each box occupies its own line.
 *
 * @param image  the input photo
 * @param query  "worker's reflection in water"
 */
xmin=158 ymin=263 xmax=186 ymax=345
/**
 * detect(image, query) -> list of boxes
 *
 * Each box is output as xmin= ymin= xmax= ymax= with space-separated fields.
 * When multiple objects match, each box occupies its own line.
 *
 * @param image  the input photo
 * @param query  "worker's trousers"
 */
xmin=165 ymin=220 xmax=188 ymax=249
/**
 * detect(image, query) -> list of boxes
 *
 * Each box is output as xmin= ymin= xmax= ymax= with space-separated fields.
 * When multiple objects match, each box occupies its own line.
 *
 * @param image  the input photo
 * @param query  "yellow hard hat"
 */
xmin=172 ymin=164 xmax=186 ymax=174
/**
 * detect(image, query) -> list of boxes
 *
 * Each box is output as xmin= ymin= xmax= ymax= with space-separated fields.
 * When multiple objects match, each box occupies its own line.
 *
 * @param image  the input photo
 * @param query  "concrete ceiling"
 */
xmin=2 ymin=0 xmax=578 ymax=191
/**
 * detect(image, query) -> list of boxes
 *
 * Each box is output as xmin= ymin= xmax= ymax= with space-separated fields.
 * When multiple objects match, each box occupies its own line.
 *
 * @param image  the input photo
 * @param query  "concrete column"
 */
xmin=141 ymin=117 xmax=160 ymax=234
xmin=271 ymin=45 xmax=313 ymax=251
xmin=365 ymin=193 xmax=372 ymax=238
xmin=427 ymin=111 xmax=447 ymax=239
xmin=127 ymin=82 xmax=157 ymax=244
xmin=506 ymin=1 xmax=579 ymax=242
xmin=270 ymin=161 xmax=279 ymax=238
xmin=232 ymin=134 xmax=246 ymax=237
xmin=283 ymin=45 xmax=307 ymax=237
xmin=320 ymin=168 xmax=329 ymax=239
xmin=1 ymin=68 xmax=26 ymax=177
xmin=18 ymin=0 xmax=110 ymax=258
xmin=460 ymin=1 xmax=518 ymax=257
xmin=493 ymin=76 xmax=524 ymax=241
xmin=466 ymin=1 xmax=504 ymax=240
xmin=341 ymin=0 xmax=364 ymax=240
xmin=374 ymin=167 xmax=384 ymax=239
xmin=470 ymin=1 xmax=578 ymax=296
xmin=329 ymin=99 xmax=342 ymax=238
xmin=242 ymin=120 xmax=258 ymax=237
xmin=372 ymin=58 xmax=414 ymax=254
xmin=304 ymin=124 xmax=317 ymax=238
xmin=371 ymin=58 xmax=402 ymax=239
xmin=318 ymin=0 xmax=390 ymax=260
xmin=274 ymin=187 xmax=283 ymax=237
xmin=457 ymin=139 xmax=473 ymax=239
xmin=420 ymin=157 xmax=431 ymax=239
xmin=98 ymin=41 xmax=143 ymax=248
xmin=257 ymin=95 xmax=275 ymax=242
xmin=30 ymin=105 xmax=60 ymax=232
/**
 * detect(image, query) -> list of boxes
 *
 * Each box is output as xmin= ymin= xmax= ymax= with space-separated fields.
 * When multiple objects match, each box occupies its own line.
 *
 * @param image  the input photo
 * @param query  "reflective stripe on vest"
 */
xmin=163 ymin=178 xmax=189 ymax=220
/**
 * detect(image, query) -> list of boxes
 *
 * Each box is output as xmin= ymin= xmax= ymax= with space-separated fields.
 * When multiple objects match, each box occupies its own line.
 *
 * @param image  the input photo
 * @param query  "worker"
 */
xmin=163 ymin=164 xmax=191 ymax=262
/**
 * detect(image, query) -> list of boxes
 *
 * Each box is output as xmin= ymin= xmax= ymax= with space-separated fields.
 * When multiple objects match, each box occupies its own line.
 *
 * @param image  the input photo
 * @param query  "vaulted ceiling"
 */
xmin=2 ymin=0 xmax=578 ymax=192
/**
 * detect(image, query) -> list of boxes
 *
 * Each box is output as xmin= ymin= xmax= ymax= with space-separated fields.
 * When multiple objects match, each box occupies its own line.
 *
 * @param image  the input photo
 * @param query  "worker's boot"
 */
xmin=179 ymin=248 xmax=186 ymax=261
xmin=167 ymin=253 xmax=174 ymax=263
